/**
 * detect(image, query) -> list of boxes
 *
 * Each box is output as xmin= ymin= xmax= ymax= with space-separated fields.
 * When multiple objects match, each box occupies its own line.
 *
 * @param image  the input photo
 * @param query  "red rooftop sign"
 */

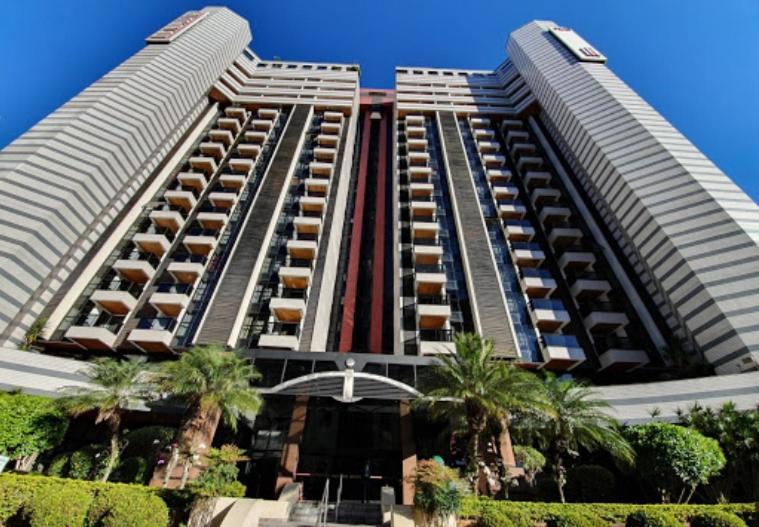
xmin=146 ymin=11 xmax=209 ymax=44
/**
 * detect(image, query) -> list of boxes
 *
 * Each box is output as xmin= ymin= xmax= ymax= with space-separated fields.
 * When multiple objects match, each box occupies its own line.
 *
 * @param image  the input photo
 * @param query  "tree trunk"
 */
xmin=100 ymin=412 xmax=121 ymax=482
xmin=176 ymin=403 xmax=221 ymax=457
xmin=554 ymin=451 xmax=566 ymax=503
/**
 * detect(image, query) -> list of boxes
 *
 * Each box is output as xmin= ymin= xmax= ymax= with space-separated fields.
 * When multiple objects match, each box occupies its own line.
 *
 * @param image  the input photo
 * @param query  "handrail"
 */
xmin=317 ymin=478 xmax=330 ymax=527
xmin=335 ymin=474 xmax=344 ymax=523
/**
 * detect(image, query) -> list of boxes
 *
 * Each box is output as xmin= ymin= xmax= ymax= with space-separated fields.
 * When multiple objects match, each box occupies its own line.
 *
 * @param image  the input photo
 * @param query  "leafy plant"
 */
xmin=476 ymin=506 xmax=533 ymax=527
xmin=690 ymin=511 xmax=747 ymax=527
xmin=0 ymin=391 xmax=68 ymax=464
xmin=186 ymin=445 xmax=248 ymax=498
xmin=68 ymin=444 xmax=110 ymax=480
xmin=625 ymin=423 xmax=725 ymax=503
xmin=24 ymin=482 xmax=93 ymax=527
xmin=59 ymin=358 xmax=147 ymax=482
xmin=626 ymin=509 xmax=682 ymax=527
xmin=550 ymin=511 xmax=606 ymax=527
xmin=88 ymin=486 xmax=169 ymax=527
xmin=566 ymin=465 xmax=616 ymax=503
xmin=111 ymin=456 xmax=149 ymax=484
xmin=513 ymin=446 xmax=545 ymax=487
xmin=414 ymin=459 xmax=466 ymax=527
xmin=20 ymin=317 xmax=47 ymax=350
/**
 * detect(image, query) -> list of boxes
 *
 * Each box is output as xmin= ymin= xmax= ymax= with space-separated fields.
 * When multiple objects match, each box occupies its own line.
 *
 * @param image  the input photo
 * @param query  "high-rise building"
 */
xmin=1 ymin=7 xmax=758 ymax=501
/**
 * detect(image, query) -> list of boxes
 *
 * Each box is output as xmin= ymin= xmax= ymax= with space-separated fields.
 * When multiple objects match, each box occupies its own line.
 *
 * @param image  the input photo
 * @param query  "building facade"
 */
xmin=1 ymin=7 xmax=758 ymax=502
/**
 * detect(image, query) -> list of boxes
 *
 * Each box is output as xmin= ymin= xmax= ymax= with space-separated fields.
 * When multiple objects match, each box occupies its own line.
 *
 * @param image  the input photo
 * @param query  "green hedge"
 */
xmin=0 ymin=473 xmax=171 ymax=527
xmin=626 ymin=509 xmax=682 ymax=527
xmin=461 ymin=498 xmax=758 ymax=526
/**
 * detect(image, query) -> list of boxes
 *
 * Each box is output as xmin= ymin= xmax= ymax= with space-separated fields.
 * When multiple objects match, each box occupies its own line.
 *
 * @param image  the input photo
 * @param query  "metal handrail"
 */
xmin=335 ymin=474 xmax=343 ymax=523
xmin=317 ymin=478 xmax=330 ymax=527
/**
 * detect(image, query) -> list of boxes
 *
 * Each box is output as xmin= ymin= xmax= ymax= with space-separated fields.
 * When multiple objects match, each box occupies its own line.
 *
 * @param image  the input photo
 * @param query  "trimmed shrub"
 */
xmin=477 ymin=507 xmax=533 ymax=527
xmin=690 ymin=511 xmax=747 ymax=527
xmin=626 ymin=510 xmax=681 ymax=527
xmin=566 ymin=465 xmax=616 ymax=503
xmin=112 ymin=457 xmax=149 ymax=484
xmin=122 ymin=426 xmax=175 ymax=459
xmin=24 ymin=483 xmax=93 ymax=527
xmin=45 ymin=452 xmax=71 ymax=478
xmin=68 ymin=444 xmax=108 ymax=480
xmin=551 ymin=511 xmax=607 ymax=527
xmin=88 ymin=486 xmax=169 ymax=527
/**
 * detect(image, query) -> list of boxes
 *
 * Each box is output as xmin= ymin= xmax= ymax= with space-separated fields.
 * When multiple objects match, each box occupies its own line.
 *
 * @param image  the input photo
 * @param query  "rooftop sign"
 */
xmin=548 ymin=26 xmax=607 ymax=63
xmin=146 ymin=11 xmax=209 ymax=44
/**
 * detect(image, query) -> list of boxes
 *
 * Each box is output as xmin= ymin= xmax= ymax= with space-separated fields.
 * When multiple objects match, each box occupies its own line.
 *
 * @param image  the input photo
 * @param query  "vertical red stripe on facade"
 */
xmin=368 ymin=113 xmax=388 ymax=353
xmin=338 ymin=112 xmax=372 ymax=352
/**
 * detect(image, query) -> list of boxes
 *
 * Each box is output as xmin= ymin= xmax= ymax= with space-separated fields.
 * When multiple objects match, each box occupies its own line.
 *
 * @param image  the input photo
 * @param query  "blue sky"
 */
xmin=1 ymin=0 xmax=758 ymax=201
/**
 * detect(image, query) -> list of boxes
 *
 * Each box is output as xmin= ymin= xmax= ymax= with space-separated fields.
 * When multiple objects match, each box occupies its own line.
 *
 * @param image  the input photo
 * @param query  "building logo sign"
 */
xmin=146 ymin=11 xmax=209 ymax=44
xmin=548 ymin=26 xmax=607 ymax=64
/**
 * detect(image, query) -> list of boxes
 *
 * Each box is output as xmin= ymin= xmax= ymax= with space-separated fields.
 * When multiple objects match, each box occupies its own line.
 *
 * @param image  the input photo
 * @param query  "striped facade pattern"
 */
xmin=507 ymin=21 xmax=759 ymax=373
xmin=0 ymin=7 xmax=250 ymax=346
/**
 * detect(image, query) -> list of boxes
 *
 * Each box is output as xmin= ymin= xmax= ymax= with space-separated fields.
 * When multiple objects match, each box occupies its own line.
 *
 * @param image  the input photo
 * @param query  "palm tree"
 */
xmin=418 ymin=333 xmax=545 ymax=491
xmin=59 ymin=357 xmax=146 ymax=482
xmin=149 ymin=345 xmax=262 ymax=485
xmin=515 ymin=373 xmax=634 ymax=502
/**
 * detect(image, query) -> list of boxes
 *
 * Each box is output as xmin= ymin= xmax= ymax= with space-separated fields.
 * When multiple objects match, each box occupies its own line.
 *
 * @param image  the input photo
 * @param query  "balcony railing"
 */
xmin=99 ymin=279 xmax=143 ymax=298
xmin=414 ymin=264 xmax=446 ymax=274
xmin=74 ymin=310 xmax=125 ymax=332
xmin=541 ymin=333 xmax=580 ymax=348
xmin=594 ymin=334 xmax=640 ymax=352
xmin=118 ymin=250 xmax=161 ymax=268
xmin=172 ymin=254 xmax=208 ymax=264
xmin=136 ymin=317 xmax=177 ymax=331
xmin=155 ymin=283 xmax=194 ymax=295
xmin=578 ymin=301 xmax=626 ymax=316
xmin=418 ymin=328 xmax=455 ymax=342
xmin=531 ymin=299 xmax=566 ymax=311
xmin=417 ymin=294 xmax=449 ymax=305
xmin=265 ymin=322 xmax=300 ymax=337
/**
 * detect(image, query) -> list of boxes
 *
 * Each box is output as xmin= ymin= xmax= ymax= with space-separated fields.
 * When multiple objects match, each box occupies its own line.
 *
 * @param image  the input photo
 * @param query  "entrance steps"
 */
xmin=260 ymin=499 xmax=383 ymax=527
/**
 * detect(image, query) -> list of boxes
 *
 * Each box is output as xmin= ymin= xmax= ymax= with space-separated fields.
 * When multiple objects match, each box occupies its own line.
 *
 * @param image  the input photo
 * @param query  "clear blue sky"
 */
xmin=1 ymin=0 xmax=757 ymax=201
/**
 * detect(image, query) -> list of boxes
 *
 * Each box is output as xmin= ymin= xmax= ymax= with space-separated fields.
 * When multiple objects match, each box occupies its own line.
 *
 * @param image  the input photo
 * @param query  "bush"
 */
xmin=24 ymin=483 xmax=93 ymax=527
xmin=566 ymin=465 xmax=616 ymax=503
xmin=414 ymin=460 xmax=465 ymax=524
xmin=626 ymin=510 xmax=681 ymax=527
xmin=551 ymin=511 xmax=607 ymax=527
xmin=122 ymin=426 xmax=175 ymax=459
xmin=45 ymin=452 xmax=71 ymax=478
xmin=477 ymin=507 xmax=532 ymax=527
xmin=112 ymin=456 xmax=149 ymax=484
xmin=68 ymin=444 xmax=108 ymax=480
xmin=0 ymin=392 xmax=68 ymax=461
xmin=88 ymin=486 xmax=169 ymax=527
xmin=690 ymin=511 xmax=747 ymax=527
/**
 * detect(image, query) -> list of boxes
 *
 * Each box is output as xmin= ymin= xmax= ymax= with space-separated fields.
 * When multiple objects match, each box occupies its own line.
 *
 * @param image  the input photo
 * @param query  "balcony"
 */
xmin=113 ymin=254 xmax=158 ymax=284
xmin=504 ymin=221 xmax=536 ymax=242
xmin=245 ymin=130 xmax=268 ymax=144
xmin=568 ymin=272 xmax=611 ymax=301
xmin=279 ymin=266 xmax=312 ymax=289
xmin=415 ymin=272 xmax=447 ymax=296
xmin=149 ymin=209 xmax=185 ymax=232
xmin=150 ymin=283 xmax=192 ymax=317
xmin=293 ymin=216 xmax=322 ymax=235
xmin=523 ymin=171 xmax=551 ymax=189
xmin=418 ymin=329 xmax=456 ymax=355
xmin=408 ymin=166 xmax=432 ymax=182
xmin=270 ymin=297 xmax=306 ymax=323
xmin=520 ymin=268 xmax=557 ymax=298
xmin=237 ymin=144 xmax=261 ymax=159
xmin=199 ymin=142 xmax=225 ymax=161
xmin=127 ymin=318 xmax=177 ymax=353
xmin=228 ymin=158 xmax=254 ymax=173
xmin=511 ymin=242 xmax=545 ymax=267
xmin=407 ymin=138 xmax=428 ymax=151
xmin=473 ymin=128 xmax=494 ymax=140
xmin=505 ymin=130 xmax=529 ymax=145
xmin=530 ymin=299 xmax=571 ymax=332
xmin=477 ymin=141 xmax=499 ymax=153
xmin=413 ymin=245 xmax=443 ymax=265
xmin=258 ymin=108 xmax=279 ymax=120
xmin=517 ymin=156 xmax=544 ymax=173
xmin=547 ymin=227 xmax=583 ymax=249
xmin=310 ymin=162 xmax=334 ymax=179
xmin=224 ymin=106 xmax=248 ymax=123
xmin=510 ymin=142 xmax=537 ymax=156
xmin=189 ymin=156 xmax=218 ymax=174
xmin=596 ymin=336 xmax=649 ymax=372
xmin=410 ymin=200 xmax=437 ymax=220
xmin=540 ymin=334 xmax=586 ymax=370
xmin=251 ymin=119 xmax=274 ymax=132
xmin=412 ymin=221 xmax=439 ymax=240
xmin=65 ymin=311 xmax=124 ymax=350
xmin=133 ymin=231 xmax=172 ymax=256
xmin=501 ymin=119 xmax=523 ymax=131
xmin=219 ymin=173 xmax=247 ymax=189
xmin=317 ymin=134 xmax=338 ymax=147
xmin=417 ymin=303 xmax=451 ymax=330
xmin=409 ymin=182 xmax=434 ymax=199
xmin=581 ymin=302 xmax=630 ymax=334
xmin=531 ymin=187 xmax=561 ymax=206
xmin=300 ymin=196 xmax=326 ymax=215
xmin=209 ymin=129 xmax=234 ymax=146
xmin=258 ymin=323 xmax=300 ymax=350
xmin=217 ymin=117 xmax=241 ymax=134
xmin=183 ymin=231 xmax=217 ymax=255
xmin=196 ymin=212 xmax=228 ymax=230
xmin=486 ymin=169 xmax=511 ymax=184
xmin=208 ymin=191 xmax=237 ymax=209
xmin=321 ymin=122 xmax=341 ymax=135
xmin=405 ymin=126 xmax=426 ymax=138
xmin=305 ymin=178 xmax=329 ymax=195
xmin=558 ymin=249 xmax=596 ymax=273
xmin=538 ymin=206 xmax=572 ymax=226
xmin=314 ymin=147 xmax=337 ymax=163
xmin=482 ymin=154 xmax=506 ymax=168
xmin=408 ymin=152 xmax=430 ymax=166
xmin=405 ymin=115 xmax=425 ymax=126
xmin=91 ymin=278 xmax=142 ymax=314
xmin=177 ymin=172 xmax=208 ymax=192
xmin=324 ymin=111 xmax=344 ymax=123
xmin=498 ymin=200 xmax=527 ymax=220
xmin=287 ymin=239 xmax=318 ymax=260
xmin=492 ymin=185 xmax=519 ymax=200
xmin=164 ymin=190 xmax=197 ymax=212
xmin=167 ymin=257 xmax=206 ymax=284
xmin=469 ymin=117 xmax=490 ymax=128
